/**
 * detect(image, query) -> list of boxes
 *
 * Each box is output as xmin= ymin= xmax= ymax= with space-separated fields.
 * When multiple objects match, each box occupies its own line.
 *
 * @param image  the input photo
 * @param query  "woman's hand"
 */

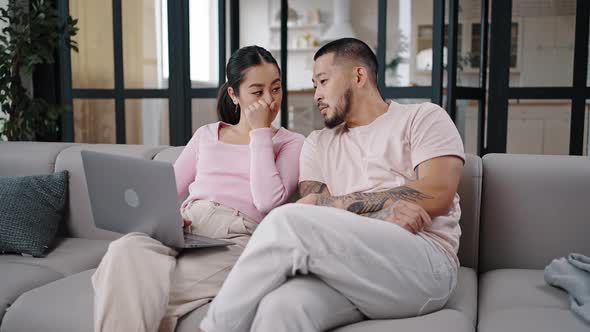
xmin=182 ymin=219 xmax=192 ymax=233
xmin=245 ymin=100 xmax=277 ymax=129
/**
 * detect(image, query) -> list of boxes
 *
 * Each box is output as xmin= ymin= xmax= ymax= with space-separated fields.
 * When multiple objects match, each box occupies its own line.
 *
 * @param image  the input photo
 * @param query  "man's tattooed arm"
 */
xmin=316 ymin=186 xmax=433 ymax=214
xmin=299 ymin=181 xmax=331 ymax=198
xmin=360 ymin=207 xmax=394 ymax=220
xmin=316 ymin=156 xmax=463 ymax=218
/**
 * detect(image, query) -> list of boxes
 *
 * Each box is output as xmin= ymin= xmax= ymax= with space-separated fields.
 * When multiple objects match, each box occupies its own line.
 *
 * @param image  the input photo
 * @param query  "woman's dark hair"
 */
xmin=217 ymin=46 xmax=281 ymax=125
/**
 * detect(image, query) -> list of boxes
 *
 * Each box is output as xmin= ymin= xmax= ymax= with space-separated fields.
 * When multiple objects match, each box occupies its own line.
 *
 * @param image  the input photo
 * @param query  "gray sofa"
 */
xmin=0 ymin=142 xmax=588 ymax=332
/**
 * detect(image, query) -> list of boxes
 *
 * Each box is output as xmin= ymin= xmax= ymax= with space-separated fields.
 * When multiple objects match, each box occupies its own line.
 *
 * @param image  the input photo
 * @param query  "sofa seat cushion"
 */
xmin=0 ymin=263 xmax=63 ymax=324
xmin=0 ymin=238 xmax=109 ymax=276
xmin=0 ymin=238 xmax=109 ymax=324
xmin=0 ymin=269 xmax=95 ymax=332
xmin=330 ymin=266 xmax=477 ymax=332
xmin=331 ymin=309 xmax=473 ymax=332
xmin=178 ymin=267 xmax=477 ymax=332
xmin=478 ymin=269 xmax=590 ymax=332
xmin=1 ymin=268 xmax=213 ymax=332
xmin=444 ymin=266 xmax=478 ymax=324
xmin=1 ymin=267 xmax=475 ymax=332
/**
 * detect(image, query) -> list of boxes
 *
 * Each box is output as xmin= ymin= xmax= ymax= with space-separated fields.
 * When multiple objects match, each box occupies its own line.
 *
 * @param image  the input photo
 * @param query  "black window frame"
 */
xmin=52 ymin=0 xmax=589 ymax=156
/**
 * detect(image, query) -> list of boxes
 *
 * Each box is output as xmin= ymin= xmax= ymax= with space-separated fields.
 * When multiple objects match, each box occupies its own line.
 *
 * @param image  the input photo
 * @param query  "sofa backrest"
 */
xmin=0 ymin=142 xmax=76 ymax=177
xmin=153 ymin=146 xmax=184 ymax=164
xmin=479 ymin=154 xmax=590 ymax=273
xmin=154 ymin=148 xmax=483 ymax=270
xmin=456 ymin=154 xmax=482 ymax=270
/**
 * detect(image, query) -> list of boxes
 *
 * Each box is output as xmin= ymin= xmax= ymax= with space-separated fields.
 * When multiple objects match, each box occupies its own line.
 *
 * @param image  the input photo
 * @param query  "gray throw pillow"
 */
xmin=0 ymin=171 xmax=69 ymax=257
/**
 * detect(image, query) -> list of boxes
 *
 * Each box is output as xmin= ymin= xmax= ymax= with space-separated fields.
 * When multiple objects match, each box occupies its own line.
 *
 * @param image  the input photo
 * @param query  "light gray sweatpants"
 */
xmin=200 ymin=203 xmax=457 ymax=332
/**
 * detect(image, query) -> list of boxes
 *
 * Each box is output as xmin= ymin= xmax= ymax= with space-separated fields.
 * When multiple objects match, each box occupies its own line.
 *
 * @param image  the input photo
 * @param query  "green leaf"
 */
xmin=0 ymin=0 xmax=79 ymax=141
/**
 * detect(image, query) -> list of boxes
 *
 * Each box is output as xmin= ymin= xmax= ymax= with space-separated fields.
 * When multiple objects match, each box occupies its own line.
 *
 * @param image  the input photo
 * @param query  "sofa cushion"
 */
xmin=478 ymin=269 xmax=589 ymax=332
xmin=331 ymin=309 xmax=473 ymax=332
xmin=327 ymin=267 xmax=476 ymax=332
xmin=178 ymin=267 xmax=477 ymax=331
xmin=0 ymin=268 xmax=210 ymax=332
xmin=445 ymin=267 xmax=478 ymax=324
xmin=153 ymin=146 xmax=184 ymax=164
xmin=0 ymin=238 xmax=109 ymax=276
xmin=480 ymin=154 xmax=590 ymax=272
xmin=0 ymin=267 xmax=476 ymax=332
xmin=154 ymin=149 xmax=483 ymax=270
xmin=0 ymin=238 xmax=109 ymax=325
xmin=0 ymin=269 xmax=95 ymax=332
xmin=153 ymin=148 xmax=480 ymax=329
xmin=0 ymin=171 xmax=69 ymax=257
xmin=478 ymin=308 xmax=589 ymax=332
xmin=456 ymin=154 xmax=481 ymax=270
xmin=0 ymin=263 xmax=63 ymax=325
xmin=0 ymin=142 xmax=76 ymax=177
xmin=54 ymin=144 xmax=167 ymax=239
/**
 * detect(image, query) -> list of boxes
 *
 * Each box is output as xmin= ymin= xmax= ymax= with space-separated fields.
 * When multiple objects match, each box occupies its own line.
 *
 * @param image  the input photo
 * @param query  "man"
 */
xmin=200 ymin=38 xmax=465 ymax=332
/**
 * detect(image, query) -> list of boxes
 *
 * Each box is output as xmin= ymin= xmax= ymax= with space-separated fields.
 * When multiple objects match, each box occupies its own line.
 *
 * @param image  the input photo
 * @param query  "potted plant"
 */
xmin=0 ymin=0 xmax=77 ymax=141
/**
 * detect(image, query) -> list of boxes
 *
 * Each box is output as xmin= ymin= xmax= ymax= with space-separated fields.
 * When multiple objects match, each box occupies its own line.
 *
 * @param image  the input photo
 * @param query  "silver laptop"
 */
xmin=81 ymin=150 xmax=234 ymax=249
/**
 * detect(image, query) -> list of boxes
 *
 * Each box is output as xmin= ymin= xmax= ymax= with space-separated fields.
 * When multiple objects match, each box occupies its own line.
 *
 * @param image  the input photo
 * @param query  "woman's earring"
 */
xmin=234 ymin=102 xmax=239 ymax=114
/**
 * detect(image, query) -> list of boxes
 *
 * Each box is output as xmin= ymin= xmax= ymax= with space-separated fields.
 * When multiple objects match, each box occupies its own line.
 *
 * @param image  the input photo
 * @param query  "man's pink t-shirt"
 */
xmin=174 ymin=122 xmax=305 ymax=223
xmin=299 ymin=101 xmax=465 ymax=268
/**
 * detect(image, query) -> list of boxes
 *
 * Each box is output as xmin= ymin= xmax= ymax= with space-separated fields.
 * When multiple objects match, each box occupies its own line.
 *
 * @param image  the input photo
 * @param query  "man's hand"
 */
xmin=364 ymin=200 xmax=432 ymax=234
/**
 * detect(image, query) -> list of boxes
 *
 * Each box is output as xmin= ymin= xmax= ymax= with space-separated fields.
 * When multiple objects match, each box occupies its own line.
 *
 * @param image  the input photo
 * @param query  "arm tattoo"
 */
xmin=347 ymin=201 xmax=388 ymax=214
xmin=334 ymin=186 xmax=433 ymax=215
xmin=299 ymin=181 xmax=331 ymax=198
xmin=361 ymin=209 xmax=391 ymax=220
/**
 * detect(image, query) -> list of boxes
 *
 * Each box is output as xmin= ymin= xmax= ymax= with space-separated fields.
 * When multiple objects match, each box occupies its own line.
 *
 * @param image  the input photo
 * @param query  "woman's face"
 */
xmin=229 ymin=62 xmax=282 ymax=122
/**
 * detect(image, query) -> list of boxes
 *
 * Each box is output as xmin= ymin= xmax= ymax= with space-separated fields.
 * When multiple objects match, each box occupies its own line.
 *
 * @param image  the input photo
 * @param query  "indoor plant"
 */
xmin=0 ymin=0 xmax=77 ymax=141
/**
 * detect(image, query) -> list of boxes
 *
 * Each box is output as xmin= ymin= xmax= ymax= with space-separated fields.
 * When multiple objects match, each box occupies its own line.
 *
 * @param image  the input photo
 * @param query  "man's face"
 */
xmin=312 ymin=53 xmax=353 ymax=129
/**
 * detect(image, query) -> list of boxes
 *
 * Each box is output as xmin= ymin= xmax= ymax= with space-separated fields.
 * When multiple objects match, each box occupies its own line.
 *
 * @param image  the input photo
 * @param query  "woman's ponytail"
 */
xmin=217 ymin=82 xmax=240 ymax=125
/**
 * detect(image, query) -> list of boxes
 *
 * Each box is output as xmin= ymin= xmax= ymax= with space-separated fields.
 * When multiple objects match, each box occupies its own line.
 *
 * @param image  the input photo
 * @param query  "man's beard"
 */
xmin=324 ymin=88 xmax=352 ymax=129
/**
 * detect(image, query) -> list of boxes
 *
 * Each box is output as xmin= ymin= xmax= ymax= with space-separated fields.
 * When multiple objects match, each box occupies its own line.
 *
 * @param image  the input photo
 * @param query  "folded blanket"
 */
xmin=544 ymin=253 xmax=590 ymax=324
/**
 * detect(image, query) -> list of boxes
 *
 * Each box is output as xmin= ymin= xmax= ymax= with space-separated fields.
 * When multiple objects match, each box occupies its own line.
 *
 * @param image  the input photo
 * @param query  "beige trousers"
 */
xmin=92 ymin=200 xmax=257 ymax=332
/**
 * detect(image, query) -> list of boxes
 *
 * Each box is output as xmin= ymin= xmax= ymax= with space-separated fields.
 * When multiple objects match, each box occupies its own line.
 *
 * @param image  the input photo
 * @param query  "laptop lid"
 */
xmin=81 ymin=150 xmax=184 ymax=247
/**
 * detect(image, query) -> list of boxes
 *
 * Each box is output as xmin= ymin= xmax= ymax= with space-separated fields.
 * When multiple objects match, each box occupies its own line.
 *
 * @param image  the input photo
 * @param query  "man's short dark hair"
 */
xmin=314 ymin=38 xmax=378 ymax=86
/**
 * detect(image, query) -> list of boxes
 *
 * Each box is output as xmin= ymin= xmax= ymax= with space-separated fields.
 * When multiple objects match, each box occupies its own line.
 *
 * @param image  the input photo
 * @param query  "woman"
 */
xmin=92 ymin=46 xmax=304 ymax=332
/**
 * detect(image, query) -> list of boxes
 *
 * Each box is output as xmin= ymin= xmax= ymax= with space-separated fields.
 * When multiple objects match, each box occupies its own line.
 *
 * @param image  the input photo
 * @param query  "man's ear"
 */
xmin=354 ymin=66 xmax=369 ymax=88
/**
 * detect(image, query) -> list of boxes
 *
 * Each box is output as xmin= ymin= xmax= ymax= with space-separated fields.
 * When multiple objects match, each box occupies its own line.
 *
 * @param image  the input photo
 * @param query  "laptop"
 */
xmin=81 ymin=150 xmax=234 ymax=249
